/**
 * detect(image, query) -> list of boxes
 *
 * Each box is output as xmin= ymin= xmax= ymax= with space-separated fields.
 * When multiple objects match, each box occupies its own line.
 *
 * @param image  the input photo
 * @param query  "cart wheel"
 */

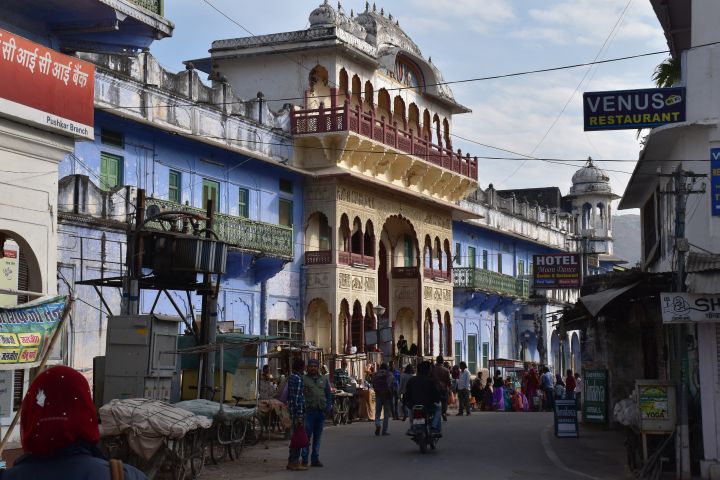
xmin=245 ymin=415 xmax=262 ymax=446
xmin=229 ymin=420 xmax=246 ymax=461
xmin=210 ymin=426 xmax=228 ymax=464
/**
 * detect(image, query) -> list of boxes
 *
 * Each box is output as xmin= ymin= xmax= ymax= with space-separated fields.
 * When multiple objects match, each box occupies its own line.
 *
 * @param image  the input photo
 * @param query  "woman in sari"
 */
xmin=481 ymin=378 xmax=494 ymax=411
xmin=492 ymin=370 xmax=505 ymax=411
xmin=526 ymin=368 xmax=539 ymax=411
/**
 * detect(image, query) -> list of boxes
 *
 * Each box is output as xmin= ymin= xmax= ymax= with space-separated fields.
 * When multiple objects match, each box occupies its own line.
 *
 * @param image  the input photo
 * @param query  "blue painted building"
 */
xmin=57 ymin=52 xmax=305 ymax=376
xmin=452 ymin=187 xmax=580 ymax=376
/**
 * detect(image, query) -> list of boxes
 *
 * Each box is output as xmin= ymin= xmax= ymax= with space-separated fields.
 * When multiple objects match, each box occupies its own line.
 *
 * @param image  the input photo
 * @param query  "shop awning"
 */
xmin=579 ymin=281 xmax=641 ymax=317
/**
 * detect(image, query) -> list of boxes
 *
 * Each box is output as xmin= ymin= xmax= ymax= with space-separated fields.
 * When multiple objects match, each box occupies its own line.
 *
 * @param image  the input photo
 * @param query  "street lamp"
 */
xmin=373 ymin=305 xmax=386 ymax=319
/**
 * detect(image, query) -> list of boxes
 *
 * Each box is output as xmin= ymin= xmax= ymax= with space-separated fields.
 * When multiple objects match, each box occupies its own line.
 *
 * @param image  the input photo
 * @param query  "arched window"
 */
xmin=436 ymin=310 xmax=443 ymax=356
xmin=443 ymin=118 xmax=451 ymax=150
xmin=351 ymin=75 xmax=362 ymax=108
xmin=351 ymin=300 xmax=364 ymax=353
xmin=378 ymin=89 xmax=391 ymax=121
xmin=433 ymin=114 xmax=442 ymax=146
xmin=434 ymin=237 xmax=442 ymax=271
xmin=582 ymin=203 xmax=592 ymax=230
xmin=408 ymin=103 xmax=420 ymax=134
xmin=351 ymin=217 xmax=363 ymax=254
xmin=305 ymin=212 xmax=331 ymax=252
xmin=339 ymin=214 xmax=350 ymax=252
xmin=394 ymin=55 xmax=424 ymax=91
xmin=608 ymin=205 xmax=612 ymax=229
xmin=444 ymin=312 xmax=452 ymax=358
xmin=423 ymin=235 xmax=432 ymax=270
xmin=444 ymin=239 xmax=452 ymax=276
xmin=339 ymin=68 xmax=349 ymax=100
xmin=424 ymin=309 xmax=433 ymax=356
xmin=364 ymin=303 xmax=377 ymax=352
xmin=422 ymin=109 xmax=431 ymax=140
xmin=308 ymin=65 xmax=329 ymax=109
xmin=393 ymin=96 xmax=406 ymax=127
xmin=597 ymin=202 xmax=605 ymax=229
xmin=364 ymin=81 xmax=374 ymax=111
xmin=364 ymin=220 xmax=375 ymax=258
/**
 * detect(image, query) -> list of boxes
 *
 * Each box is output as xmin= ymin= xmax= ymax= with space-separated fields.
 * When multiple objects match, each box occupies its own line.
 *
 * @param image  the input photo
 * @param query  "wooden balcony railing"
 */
xmin=453 ymin=267 xmax=529 ymax=298
xmin=423 ymin=267 xmax=452 ymax=280
xmin=338 ymin=251 xmax=376 ymax=269
xmin=144 ymin=198 xmax=293 ymax=259
xmin=291 ymin=101 xmax=478 ymax=181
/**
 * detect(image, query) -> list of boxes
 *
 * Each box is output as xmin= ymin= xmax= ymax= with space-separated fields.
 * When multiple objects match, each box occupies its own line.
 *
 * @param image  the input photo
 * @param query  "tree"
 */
xmin=652 ymin=56 xmax=681 ymax=88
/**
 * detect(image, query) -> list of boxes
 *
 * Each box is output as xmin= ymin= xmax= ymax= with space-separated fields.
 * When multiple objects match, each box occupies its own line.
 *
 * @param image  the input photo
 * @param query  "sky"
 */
xmin=150 ymin=0 xmax=669 ymax=212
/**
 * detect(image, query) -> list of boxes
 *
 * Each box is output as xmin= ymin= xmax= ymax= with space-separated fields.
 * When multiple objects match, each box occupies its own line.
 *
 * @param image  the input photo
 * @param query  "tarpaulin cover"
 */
xmin=173 ymin=399 xmax=255 ymax=420
xmin=579 ymin=281 xmax=641 ymax=317
xmin=178 ymin=333 xmax=260 ymax=372
xmin=99 ymin=398 xmax=212 ymax=460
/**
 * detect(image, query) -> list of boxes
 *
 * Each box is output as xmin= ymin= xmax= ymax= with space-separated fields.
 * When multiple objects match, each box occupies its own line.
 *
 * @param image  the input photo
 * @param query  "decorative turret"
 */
xmin=309 ymin=0 xmax=338 ymax=28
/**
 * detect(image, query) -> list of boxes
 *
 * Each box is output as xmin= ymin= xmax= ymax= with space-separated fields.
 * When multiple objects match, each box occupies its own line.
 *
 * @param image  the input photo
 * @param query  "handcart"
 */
xmin=174 ymin=398 xmax=255 ymax=463
xmin=99 ymin=398 xmax=212 ymax=480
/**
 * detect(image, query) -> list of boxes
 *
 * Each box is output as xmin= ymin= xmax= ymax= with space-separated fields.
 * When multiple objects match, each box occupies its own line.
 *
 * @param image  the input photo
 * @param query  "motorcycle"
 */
xmin=408 ymin=405 xmax=440 ymax=453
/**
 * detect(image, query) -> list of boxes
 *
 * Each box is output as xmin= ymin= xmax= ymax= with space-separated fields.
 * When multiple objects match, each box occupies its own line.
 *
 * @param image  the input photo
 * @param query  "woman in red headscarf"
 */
xmin=0 ymin=365 xmax=146 ymax=479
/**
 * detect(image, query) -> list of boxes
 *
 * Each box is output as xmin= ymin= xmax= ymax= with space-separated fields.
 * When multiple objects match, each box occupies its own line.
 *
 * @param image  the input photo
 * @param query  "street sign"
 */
xmin=583 ymin=87 xmax=685 ymax=131
xmin=532 ymin=253 xmax=581 ymax=289
xmin=711 ymin=148 xmax=720 ymax=217
xmin=660 ymin=292 xmax=720 ymax=323
xmin=583 ymin=369 xmax=608 ymax=424
xmin=554 ymin=399 xmax=579 ymax=438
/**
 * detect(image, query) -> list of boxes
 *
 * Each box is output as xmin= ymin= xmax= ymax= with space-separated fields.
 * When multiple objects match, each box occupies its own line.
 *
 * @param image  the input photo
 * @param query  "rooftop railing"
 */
xmin=127 ymin=0 xmax=164 ymax=15
xmin=291 ymin=101 xmax=478 ymax=181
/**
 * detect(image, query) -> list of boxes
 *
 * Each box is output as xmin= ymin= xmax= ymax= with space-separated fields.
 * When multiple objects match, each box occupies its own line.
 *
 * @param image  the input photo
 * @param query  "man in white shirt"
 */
xmin=456 ymin=362 xmax=472 ymax=416
xmin=574 ymin=372 xmax=583 ymax=419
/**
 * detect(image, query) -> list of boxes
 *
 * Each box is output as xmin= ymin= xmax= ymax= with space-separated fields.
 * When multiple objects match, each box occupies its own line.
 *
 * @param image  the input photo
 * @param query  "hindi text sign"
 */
xmin=661 ymin=292 xmax=720 ymax=323
xmin=0 ymin=296 xmax=67 ymax=369
xmin=0 ymin=29 xmax=94 ymax=139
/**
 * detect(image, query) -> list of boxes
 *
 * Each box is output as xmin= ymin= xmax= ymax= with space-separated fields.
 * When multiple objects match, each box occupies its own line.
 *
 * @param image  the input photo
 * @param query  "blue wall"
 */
xmin=452 ymin=220 xmax=564 ymax=371
xmin=59 ymin=111 xmax=305 ymax=345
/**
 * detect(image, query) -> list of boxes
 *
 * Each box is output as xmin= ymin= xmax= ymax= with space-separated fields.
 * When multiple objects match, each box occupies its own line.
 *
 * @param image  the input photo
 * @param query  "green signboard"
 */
xmin=0 ymin=296 xmax=67 ymax=369
xmin=582 ymin=369 xmax=608 ymax=424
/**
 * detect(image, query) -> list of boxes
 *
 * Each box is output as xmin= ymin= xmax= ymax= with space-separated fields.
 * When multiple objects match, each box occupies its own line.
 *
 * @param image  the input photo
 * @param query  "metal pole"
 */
xmin=219 ymin=342 xmax=224 ymax=412
xmin=200 ymin=199 xmax=217 ymax=400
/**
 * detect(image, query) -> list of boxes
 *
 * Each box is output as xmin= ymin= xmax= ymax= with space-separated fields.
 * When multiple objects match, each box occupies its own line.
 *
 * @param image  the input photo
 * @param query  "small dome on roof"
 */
xmin=309 ymin=1 xmax=338 ymax=28
xmin=569 ymin=158 xmax=614 ymax=196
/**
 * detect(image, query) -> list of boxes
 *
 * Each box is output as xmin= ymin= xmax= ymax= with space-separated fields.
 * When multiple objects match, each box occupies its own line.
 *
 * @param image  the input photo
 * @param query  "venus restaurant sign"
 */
xmin=660 ymin=292 xmax=720 ymax=323
xmin=0 ymin=28 xmax=94 ymax=139
xmin=583 ymin=87 xmax=685 ymax=131
xmin=711 ymin=148 xmax=720 ymax=217
xmin=532 ymin=253 xmax=581 ymax=289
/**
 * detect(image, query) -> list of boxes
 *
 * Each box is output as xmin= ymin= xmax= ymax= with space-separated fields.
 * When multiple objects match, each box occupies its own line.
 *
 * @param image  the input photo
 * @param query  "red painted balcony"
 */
xmin=291 ymin=101 xmax=478 ymax=181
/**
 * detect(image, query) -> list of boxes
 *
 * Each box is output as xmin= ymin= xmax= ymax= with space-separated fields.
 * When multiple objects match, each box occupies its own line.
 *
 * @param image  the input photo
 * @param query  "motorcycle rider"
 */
xmin=403 ymin=360 xmax=442 ymax=436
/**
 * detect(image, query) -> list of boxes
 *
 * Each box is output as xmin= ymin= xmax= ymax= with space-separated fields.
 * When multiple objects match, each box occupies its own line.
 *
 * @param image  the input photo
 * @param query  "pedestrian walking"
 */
xmin=540 ymin=367 xmax=555 ymax=411
xmin=481 ymin=376 xmax=494 ymax=411
xmin=287 ymin=358 xmax=307 ymax=471
xmin=399 ymin=364 xmax=414 ymax=421
xmin=564 ymin=369 xmax=576 ymax=401
xmin=470 ymin=371 xmax=483 ymax=410
xmin=431 ymin=356 xmax=451 ymax=421
xmin=492 ymin=370 xmax=505 ymax=411
xmin=0 ymin=366 xmax=147 ymax=480
xmin=525 ymin=368 xmax=540 ymax=411
xmin=372 ymin=363 xmax=394 ymax=436
xmin=574 ymin=372 xmax=583 ymax=413
xmin=554 ymin=373 xmax=566 ymax=400
xmin=456 ymin=362 xmax=472 ymax=416
xmin=302 ymin=358 xmax=332 ymax=467
xmin=390 ymin=361 xmax=401 ymax=419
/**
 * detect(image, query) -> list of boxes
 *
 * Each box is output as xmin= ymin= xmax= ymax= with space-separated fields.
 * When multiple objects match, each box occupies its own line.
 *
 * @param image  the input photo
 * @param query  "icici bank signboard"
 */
xmin=0 ymin=29 xmax=94 ymax=139
xmin=532 ymin=253 xmax=581 ymax=289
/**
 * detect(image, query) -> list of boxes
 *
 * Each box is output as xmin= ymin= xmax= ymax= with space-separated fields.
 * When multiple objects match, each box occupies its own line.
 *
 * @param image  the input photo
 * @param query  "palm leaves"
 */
xmin=652 ymin=56 xmax=681 ymax=88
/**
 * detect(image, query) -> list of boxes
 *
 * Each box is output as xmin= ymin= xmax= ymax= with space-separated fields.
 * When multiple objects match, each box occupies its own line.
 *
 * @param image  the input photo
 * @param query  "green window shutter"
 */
xmin=169 ymin=170 xmax=181 ymax=203
xmin=518 ymin=260 xmax=524 ymax=276
xmin=482 ymin=343 xmax=489 ymax=369
xmin=279 ymin=199 xmax=293 ymax=227
xmin=498 ymin=253 xmax=503 ymax=274
xmin=239 ymin=188 xmax=249 ymax=218
xmin=468 ymin=247 xmax=476 ymax=269
xmin=202 ymin=179 xmax=219 ymax=212
xmin=403 ymin=235 xmax=413 ymax=267
xmin=482 ymin=250 xmax=488 ymax=270
xmin=99 ymin=152 xmax=122 ymax=190
xmin=454 ymin=341 xmax=462 ymax=366
xmin=454 ymin=243 xmax=461 ymax=265
xmin=467 ymin=335 xmax=477 ymax=374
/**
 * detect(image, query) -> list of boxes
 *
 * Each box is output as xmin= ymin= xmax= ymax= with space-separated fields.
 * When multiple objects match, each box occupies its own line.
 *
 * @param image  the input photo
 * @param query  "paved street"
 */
xmin=203 ymin=412 xmax=629 ymax=480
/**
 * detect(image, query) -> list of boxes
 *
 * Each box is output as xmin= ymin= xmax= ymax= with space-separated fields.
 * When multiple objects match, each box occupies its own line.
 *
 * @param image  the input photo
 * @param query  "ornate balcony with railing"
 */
xmin=145 ymin=198 xmax=293 ymax=259
xmin=291 ymin=101 xmax=478 ymax=203
xmin=453 ymin=268 xmax=529 ymax=298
